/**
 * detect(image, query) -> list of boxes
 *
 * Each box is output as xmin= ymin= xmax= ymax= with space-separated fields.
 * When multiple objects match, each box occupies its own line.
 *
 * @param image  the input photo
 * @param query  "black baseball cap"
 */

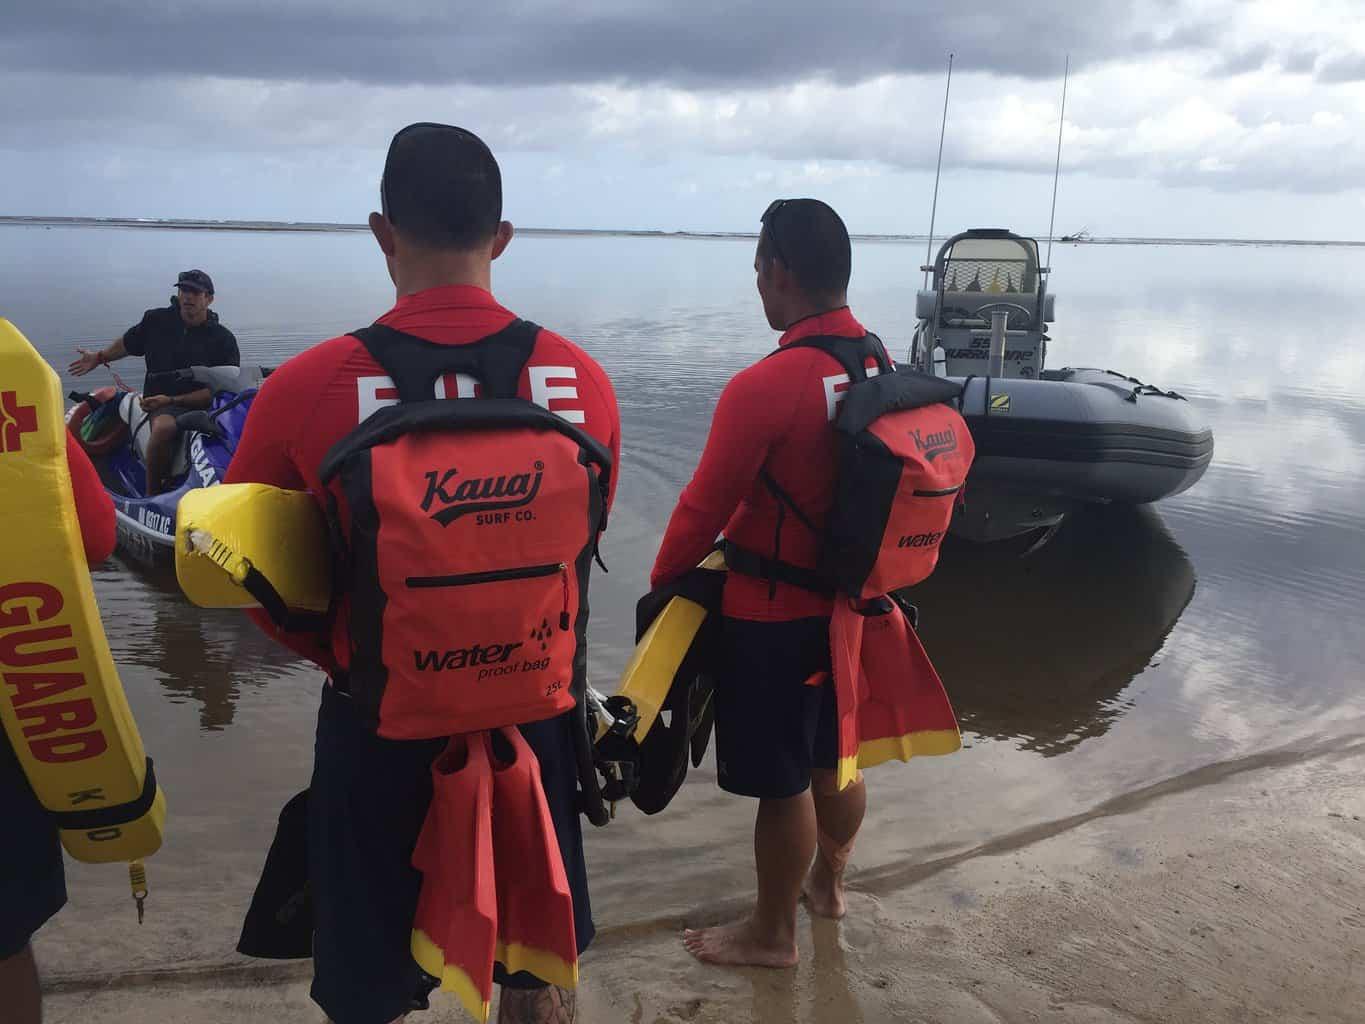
xmin=380 ymin=122 xmax=502 ymax=248
xmin=174 ymin=269 xmax=214 ymax=294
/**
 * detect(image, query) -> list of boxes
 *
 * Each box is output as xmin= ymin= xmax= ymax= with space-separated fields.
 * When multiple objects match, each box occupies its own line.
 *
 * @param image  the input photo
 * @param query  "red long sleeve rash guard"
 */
xmin=67 ymin=432 xmax=115 ymax=564
xmin=650 ymin=307 xmax=885 ymax=622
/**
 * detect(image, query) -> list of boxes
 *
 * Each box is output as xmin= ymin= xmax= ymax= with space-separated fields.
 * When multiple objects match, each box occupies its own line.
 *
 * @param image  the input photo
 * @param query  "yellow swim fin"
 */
xmin=597 ymin=549 xmax=724 ymax=746
xmin=590 ymin=551 xmax=726 ymax=815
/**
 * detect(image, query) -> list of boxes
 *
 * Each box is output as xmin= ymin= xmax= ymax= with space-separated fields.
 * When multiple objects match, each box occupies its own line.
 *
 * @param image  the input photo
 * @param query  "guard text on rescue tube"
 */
xmin=0 ymin=581 xmax=109 ymax=764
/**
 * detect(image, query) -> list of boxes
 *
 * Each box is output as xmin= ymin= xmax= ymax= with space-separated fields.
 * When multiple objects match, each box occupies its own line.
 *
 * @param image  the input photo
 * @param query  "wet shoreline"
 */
xmin=41 ymin=736 xmax=1365 ymax=1021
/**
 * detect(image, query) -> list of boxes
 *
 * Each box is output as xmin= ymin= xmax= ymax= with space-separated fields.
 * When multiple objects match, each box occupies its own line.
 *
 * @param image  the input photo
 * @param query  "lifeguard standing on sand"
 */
xmin=651 ymin=198 xmax=969 ymax=967
xmin=226 ymin=123 xmax=620 ymax=1024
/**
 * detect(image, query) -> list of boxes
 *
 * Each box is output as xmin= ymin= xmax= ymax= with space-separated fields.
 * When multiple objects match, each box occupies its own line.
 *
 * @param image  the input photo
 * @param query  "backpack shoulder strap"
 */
xmin=349 ymin=319 xmax=541 ymax=403
xmin=758 ymin=468 xmax=820 ymax=534
xmin=776 ymin=331 xmax=894 ymax=383
xmin=753 ymin=332 xmax=894 ymax=541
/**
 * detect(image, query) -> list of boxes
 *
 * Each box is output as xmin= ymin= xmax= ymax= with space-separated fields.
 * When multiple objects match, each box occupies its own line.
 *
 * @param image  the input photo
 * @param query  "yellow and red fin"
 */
xmin=829 ymin=601 xmax=867 ymax=791
xmin=411 ymin=732 xmax=497 ymax=1022
xmin=830 ymin=599 xmax=962 ymax=790
xmin=853 ymin=599 xmax=961 ymax=773
xmin=489 ymin=726 xmax=578 ymax=991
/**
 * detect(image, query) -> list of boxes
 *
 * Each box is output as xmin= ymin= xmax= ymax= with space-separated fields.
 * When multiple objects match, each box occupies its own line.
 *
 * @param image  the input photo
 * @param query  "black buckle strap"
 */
xmin=572 ymin=697 xmax=611 ymax=828
xmin=889 ymin=591 xmax=920 ymax=629
xmin=758 ymin=468 xmax=823 ymax=599
xmin=49 ymin=757 xmax=158 ymax=831
xmin=722 ymin=540 xmax=834 ymax=596
xmin=240 ymin=565 xmax=330 ymax=634
xmin=593 ymin=694 xmax=642 ymax=804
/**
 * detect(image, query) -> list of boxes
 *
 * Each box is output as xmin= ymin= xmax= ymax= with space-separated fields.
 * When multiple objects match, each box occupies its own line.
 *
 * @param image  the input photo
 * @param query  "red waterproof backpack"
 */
xmin=725 ymin=333 xmax=974 ymax=600
xmin=316 ymin=321 xmax=612 ymax=741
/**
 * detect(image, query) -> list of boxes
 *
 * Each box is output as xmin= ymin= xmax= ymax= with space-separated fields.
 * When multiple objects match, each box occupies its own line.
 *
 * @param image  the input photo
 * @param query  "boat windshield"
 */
xmin=940 ymin=235 xmax=1040 ymax=296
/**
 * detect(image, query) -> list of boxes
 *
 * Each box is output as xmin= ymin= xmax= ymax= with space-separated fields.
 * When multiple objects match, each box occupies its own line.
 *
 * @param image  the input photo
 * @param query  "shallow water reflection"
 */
xmin=92 ymin=556 xmax=309 ymax=731
xmin=915 ymin=506 xmax=1196 ymax=756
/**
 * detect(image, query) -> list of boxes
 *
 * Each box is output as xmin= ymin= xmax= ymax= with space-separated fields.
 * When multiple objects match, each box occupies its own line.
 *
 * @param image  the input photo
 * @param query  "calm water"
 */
xmin=3 ymin=224 xmax=1364 ymax=975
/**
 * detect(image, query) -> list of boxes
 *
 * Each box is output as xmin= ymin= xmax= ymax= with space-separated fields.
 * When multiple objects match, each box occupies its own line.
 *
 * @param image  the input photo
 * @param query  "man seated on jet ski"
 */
xmin=69 ymin=269 xmax=239 ymax=495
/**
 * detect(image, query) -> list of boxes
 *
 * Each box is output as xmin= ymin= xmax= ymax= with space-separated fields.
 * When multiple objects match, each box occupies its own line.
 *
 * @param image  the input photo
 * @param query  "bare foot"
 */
xmin=802 ymin=854 xmax=847 ymax=919
xmin=682 ymin=917 xmax=798 ymax=968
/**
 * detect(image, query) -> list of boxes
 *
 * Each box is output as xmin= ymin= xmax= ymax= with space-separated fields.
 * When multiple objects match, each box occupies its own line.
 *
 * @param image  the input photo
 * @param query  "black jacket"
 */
xmin=123 ymin=299 xmax=239 ymax=396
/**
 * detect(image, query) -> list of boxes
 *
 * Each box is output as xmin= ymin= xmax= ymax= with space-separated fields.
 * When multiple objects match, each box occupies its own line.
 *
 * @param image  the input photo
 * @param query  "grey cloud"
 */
xmin=1130 ymin=18 xmax=1221 ymax=52
xmin=6 ymin=62 xmax=1362 ymax=201
xmin=1 ymin=1 xmax=1359 ymax=213
xmin=1316 ymin=52 xmax=1365 ymax=83
xmin=0 ymin=71 xmax=588 ymax=154
xmin=0 ymin=0 xmax=1201 ymax=89
xmin=1210 ymin=44 xmax=1276 ymax=76
xmin=1208 ymin=44 xmax=1326 ymax=78
xmin=1280 ymin=49 xmax=1321 ymax=74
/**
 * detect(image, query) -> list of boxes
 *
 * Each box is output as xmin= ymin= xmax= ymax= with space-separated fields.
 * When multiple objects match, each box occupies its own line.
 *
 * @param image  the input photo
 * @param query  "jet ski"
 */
xmin=66 ymin=364 xmax=268 ymax=564
xmin=909 ymin=229 xmax=1214 ymax=544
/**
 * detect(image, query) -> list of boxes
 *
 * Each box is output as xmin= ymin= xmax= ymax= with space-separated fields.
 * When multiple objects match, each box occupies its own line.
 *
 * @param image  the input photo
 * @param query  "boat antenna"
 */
xmin=1044 ymin=54 xmax=1070 ymax=272
xmin=923 ymin=52 xmax=954 ymax=288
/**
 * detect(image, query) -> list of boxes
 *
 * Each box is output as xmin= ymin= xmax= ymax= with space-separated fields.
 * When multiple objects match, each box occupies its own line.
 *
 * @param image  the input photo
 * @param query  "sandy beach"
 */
xmin=40 ymin=734 xmax=1365 ymax=1023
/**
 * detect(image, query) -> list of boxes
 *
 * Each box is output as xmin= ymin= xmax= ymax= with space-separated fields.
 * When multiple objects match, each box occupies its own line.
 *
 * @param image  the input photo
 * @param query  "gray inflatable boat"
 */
xmin=909 ymin=229 xmax=1214 ymax=544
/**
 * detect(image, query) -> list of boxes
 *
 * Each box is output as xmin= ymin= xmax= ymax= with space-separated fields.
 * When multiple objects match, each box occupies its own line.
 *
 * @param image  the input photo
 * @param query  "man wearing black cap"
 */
xmin=69 ymin=269 xmax=239 ymax=494
xmin=226 ymin=124 xmax=620 ymax=1024
xmin=652 ymin=199 xmax=874 ymax=968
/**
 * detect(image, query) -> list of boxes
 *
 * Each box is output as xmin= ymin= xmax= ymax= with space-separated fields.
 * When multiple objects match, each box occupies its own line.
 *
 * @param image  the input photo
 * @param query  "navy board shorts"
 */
xmin=713 ymin=616 xmax=838 ymax=800
xmin=0 ymin=731 xmax=67 ymax=959
xmin=308 ymin=683 xmax=595 ymax=1024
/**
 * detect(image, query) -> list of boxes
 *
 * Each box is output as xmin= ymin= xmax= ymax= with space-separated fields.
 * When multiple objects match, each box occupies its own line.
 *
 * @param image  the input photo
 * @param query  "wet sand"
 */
xmin=42 ymin=736 xmax=1365 ymax=1023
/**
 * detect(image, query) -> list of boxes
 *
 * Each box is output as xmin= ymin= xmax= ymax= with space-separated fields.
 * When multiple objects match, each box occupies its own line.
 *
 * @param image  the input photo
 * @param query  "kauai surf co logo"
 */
xmin=0 ymin=391 xmax=39 ymax=454
xmin=420 ymin=460 xmax=544 ymax=526
xmin=909 ymin=426 xmax=958 ymax=462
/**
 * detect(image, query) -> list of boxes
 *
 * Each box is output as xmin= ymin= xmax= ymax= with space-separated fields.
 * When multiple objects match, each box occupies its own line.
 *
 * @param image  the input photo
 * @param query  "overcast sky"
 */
xmin=3 ymin=0 xmax=1364 ymax=238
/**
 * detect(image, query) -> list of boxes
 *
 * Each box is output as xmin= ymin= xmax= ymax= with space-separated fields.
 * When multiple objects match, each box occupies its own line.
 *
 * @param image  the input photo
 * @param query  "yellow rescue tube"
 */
xmin=599 ymin=549 xmax=725 ymax=743
xmin=0 ymin=318 xmax=166 ymax=864
xmin=176 ymin=483 xmax=331 ymax=613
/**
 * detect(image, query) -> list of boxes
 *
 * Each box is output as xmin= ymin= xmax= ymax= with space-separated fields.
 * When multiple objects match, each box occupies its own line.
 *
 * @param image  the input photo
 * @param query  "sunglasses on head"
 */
xmin=760 ymin=198 xmax=791 ymax=268
xmin=380 ymin=122 xmax=481 ymax=226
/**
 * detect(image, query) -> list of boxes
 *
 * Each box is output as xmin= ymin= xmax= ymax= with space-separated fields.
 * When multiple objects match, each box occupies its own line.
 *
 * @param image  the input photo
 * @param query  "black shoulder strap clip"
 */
xmin=349 ymin=319 xmax=540 ymax=403
xmin=779 ymin=331 xmax=894 ymax=384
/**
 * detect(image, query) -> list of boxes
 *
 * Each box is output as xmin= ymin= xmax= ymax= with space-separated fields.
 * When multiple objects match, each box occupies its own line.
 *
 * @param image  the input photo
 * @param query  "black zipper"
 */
xmin=913 ymin=484 xmax=963 ymax=497
xmin=406 ymin=563 xmax=572 ymax=630
xmin=407 ymin=563 xmax=563 ymax=588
